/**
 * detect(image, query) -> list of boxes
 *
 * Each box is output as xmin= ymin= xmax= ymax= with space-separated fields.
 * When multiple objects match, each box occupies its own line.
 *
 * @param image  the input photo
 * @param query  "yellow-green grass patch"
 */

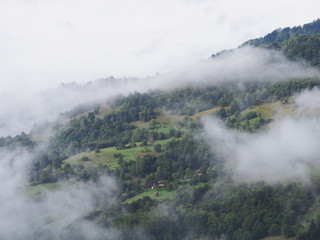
xmin=28 ymin=182 xmax=61 ymax=197
xmin=63 ymin=138 xmax=175 ymax=170
xmin=123 ymin=188 xmax=177 ymax=204
xmin=261 ymin=236 xmax=295 ymax=240
xmin=241 ymin=102 xmax=280 ymax=120
xmin=191 ymin=106 xmax=221 ymax=120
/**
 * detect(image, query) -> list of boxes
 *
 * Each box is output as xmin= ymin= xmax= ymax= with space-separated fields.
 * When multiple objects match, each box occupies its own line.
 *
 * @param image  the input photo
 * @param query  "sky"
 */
xmin=0 ymin=0 xmax=320 ymax=94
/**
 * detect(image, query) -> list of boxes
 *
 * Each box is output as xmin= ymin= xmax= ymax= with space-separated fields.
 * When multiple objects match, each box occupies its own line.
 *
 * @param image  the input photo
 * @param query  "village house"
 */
xmin=195 ymin=169 xmax=202 ymax=176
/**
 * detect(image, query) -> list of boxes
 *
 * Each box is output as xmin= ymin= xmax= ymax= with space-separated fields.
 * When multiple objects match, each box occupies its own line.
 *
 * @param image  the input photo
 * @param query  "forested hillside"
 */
xmin=16 ymin=75 xmax=320 ymax=240
xmin=243 ymin=19 xmax=320 ymax=47
xmin=243 ymin=19 xmax=320 ymax=68
xmin=2 ymin=19 xmax=320 ymax=240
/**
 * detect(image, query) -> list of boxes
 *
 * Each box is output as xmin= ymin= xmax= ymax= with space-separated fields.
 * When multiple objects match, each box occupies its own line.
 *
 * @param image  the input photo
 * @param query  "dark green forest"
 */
xmin=243 ymin=19 xmax=320 ymax=68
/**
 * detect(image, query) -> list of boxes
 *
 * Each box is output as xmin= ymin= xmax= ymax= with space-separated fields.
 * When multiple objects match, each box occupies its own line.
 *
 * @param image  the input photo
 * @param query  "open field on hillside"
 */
xmin=123 ymin=182 xmax=207 ymax=204
xmin=123 ymin=188 xmax=177 ymax=204
xmin=28 ymin=182 xmax=61 ymax=197
xmin=63 ymin=137 xmax=178 ymax=170
xmin=191 ymin=106 xmax=221 ymax=120
xmin=132 ymin=107 xmax=184 ymax=130
xmin=261 ymin=236 xmax=295 ymax=240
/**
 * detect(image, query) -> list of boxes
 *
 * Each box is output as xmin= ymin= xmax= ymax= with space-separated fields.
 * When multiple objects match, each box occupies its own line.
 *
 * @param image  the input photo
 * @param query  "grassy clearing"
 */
xmin=132 ymin=120 xmax=150 ymax=129
xmin=154 ymin=138 xmax=177 ymax=145
xmin=132 ymin=108 xmax=183 ymax=131
xmin=191 ymin=107 xmax=221 ymax=120
xmin=123 ymin=182 xmax=206 ymax=204
xmin=261 ymin=236 xmax=294 ymax=240
xmin=241 ymin=102 xmax=280 ymax=120
xmin=187 ymin=101 xmax=296 ymax=122
xmin=123 ymin=188 xmax=177 ymax=204
xmin=63 ymin=137 xmax=176 ymax=170
xmin=241 ymin=101 xmax=297 ymax=121
xmin=132 ymin=120 xmax=176 ymax=134
xmin=154 ymin=108 xmax=184 ymax=123
xmin=95 ymin=103 xmax=112 ymax=118
xmin=63 ymin=146 xmax=144 ymax=170
xmin=28 ymin=182 xmax=61 ymax=197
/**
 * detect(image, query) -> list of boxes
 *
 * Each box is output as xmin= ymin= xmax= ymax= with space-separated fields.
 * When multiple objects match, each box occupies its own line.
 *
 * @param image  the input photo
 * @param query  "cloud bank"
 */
xmin=1 ymin=46 xmax=319 ymax=137
xmin=0 ymin=149 xmax=119 ymax=239
xmin=202 ymin=89 xmax=320 ymax=183
xmin=159 ymin=47 xmax=320 ymax=88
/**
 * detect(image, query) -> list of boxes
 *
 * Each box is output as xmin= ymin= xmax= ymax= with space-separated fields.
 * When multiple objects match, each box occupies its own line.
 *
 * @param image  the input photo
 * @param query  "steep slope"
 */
xmin=241 ymin=19 xmax=320 ymax=68
xmin=243 ymin=19 xmax=320 ymax=47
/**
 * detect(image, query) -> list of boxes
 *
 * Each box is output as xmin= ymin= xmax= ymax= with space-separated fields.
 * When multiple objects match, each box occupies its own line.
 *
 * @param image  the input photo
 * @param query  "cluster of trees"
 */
xmin=117 ymin=133 xmax=214 ymax=198
xmin=297 ymin=218 xmax=320 ymax=240
xmin=242 ymin=19 xmax=320 ymax=69
xmin=243 ymin=19 xmax=320 ymax=47
xmin=84 ymin=182 xmax=315 ymax=240
xmin=30 ymin=151 xmax=111 ymax=184
xmin=51 ymin=92 xmax=159 ymax=157
xmin=50 ymin=112 xmax=135 ymax=156
xmin=283 ymin=34 xmax=320 ymax=67
xmin=221 ymin=109 xmax=266 ymax=132
xmin=0 ymin=131 xmax=34 ymax=150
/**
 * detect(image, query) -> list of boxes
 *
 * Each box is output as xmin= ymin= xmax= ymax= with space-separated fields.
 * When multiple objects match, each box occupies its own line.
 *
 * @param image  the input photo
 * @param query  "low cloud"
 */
xmin=162 ymin=47 xmax=319 ymax=88
xmin=0 ymin=148 xmax=119 ymax=239
xmin=1 ymin=46 xmax=319 ymax=137
xmin=295 ymin=87 xmax=320 ymax=115
xmin=202 ymin=89 xmax=320 ymax=183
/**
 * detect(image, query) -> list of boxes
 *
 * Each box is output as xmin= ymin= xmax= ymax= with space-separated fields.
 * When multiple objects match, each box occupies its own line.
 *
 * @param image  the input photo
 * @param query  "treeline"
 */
xmin=243 ymin=19 xmax=320 ymax=47
xmin=243 ymin=19 xmax=320 ymax=68
xmin=0 ymin=131 xmax=34 ymax=150
xmin=282 ymin=34 xmax=320 ymax=68
xmin=29 ymin=151 xmax=112 ymax=184
xmin=50 ymin=112 xmax=135 ymax=156
xmin=75 ymin=181 xmax=315 ymax=240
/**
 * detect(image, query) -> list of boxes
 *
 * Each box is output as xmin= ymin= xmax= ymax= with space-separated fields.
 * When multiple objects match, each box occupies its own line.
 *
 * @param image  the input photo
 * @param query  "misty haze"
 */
xmin=1 ymin=1 xmax=320 ymax=240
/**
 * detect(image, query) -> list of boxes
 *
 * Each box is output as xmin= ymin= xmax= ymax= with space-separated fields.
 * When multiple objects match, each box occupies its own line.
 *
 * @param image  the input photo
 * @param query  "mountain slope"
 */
xmin=3 ymin=19 xmax=320 ymax=240
xmin=243 ymin=19 xmax=320 ymax=47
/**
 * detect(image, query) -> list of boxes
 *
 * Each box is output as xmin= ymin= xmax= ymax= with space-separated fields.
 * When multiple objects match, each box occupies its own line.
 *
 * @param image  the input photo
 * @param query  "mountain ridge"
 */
xmin=243 ymin=19 xmax=320 ymax=47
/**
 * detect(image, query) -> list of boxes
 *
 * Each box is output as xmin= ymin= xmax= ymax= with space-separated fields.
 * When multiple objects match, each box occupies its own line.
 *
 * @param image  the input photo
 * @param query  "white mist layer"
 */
xmin=0 ymin=149 xmax=119 ymax=239
xmin=202 ymin=89 xmax=320 ymax=183
xmin=1 ymin=47 xmax=319 ymax=137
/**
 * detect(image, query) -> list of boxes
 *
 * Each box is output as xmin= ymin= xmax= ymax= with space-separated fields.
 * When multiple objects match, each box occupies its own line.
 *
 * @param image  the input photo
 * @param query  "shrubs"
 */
xmin=245 ymin=111 xmax=258 ymax=120
xmin=81 ymin=156 xmax=90 ymax=161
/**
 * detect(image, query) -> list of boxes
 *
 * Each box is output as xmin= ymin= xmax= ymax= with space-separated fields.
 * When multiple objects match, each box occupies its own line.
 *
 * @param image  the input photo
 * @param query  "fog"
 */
xmin=1 ymin=46 xmax=319 ymax=137
xmin=202 ymin=88 xmax=320 ymax=183
xmin=0 ymin=148 xmax=120 ymax=239
xmin=158 ymin=47 xmax=320 ymax=88
xmin=1 ymin=0 xmax=319 ymax=94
